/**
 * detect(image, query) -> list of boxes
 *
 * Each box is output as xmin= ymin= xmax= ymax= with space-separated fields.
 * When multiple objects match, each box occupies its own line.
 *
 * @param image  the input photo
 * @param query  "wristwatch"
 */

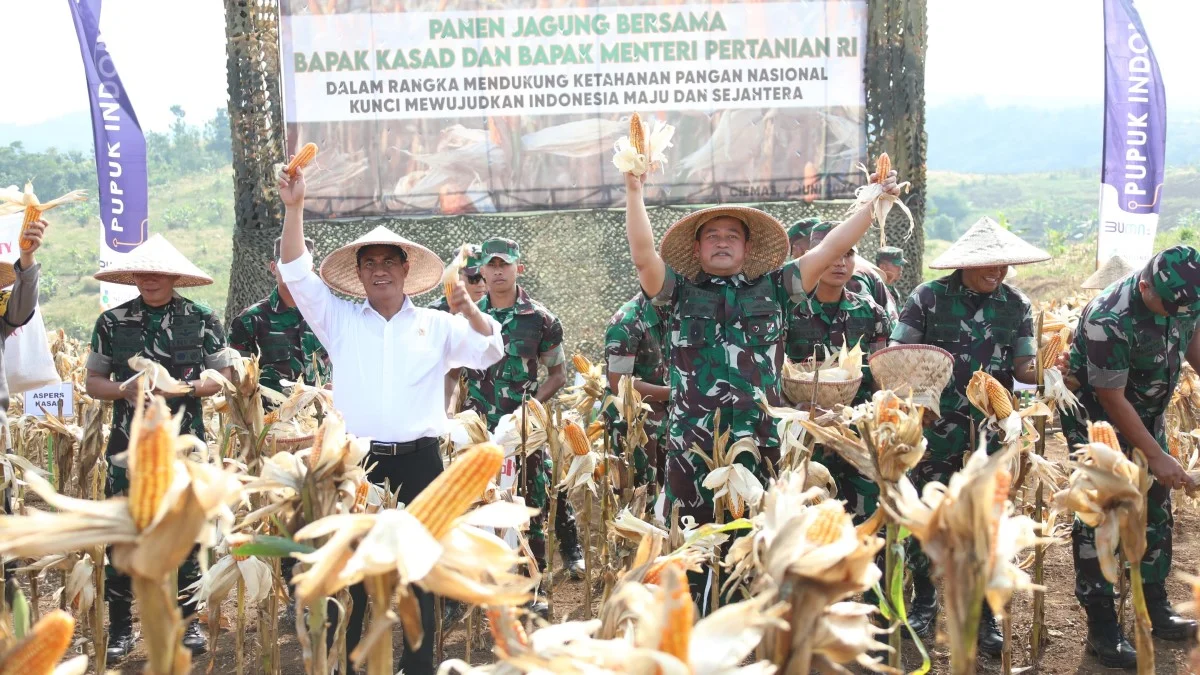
xmin=184 ymin=381 xmax=197 ymax=397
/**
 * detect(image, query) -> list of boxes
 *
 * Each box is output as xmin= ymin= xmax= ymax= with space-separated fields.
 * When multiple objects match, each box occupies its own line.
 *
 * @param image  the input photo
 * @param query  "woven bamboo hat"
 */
xmin=929 ymin=217 xmax=1051 ymax=270
xmin=1082 ymin=255 xmax=1136 ymax=290
xmin=868 ymin=344 xmax=954 ymax=416
xmin=659 ymin=206 xmax=789 ymax=280
xmin=0 ymin=261 xmax=13 ymax=290
xmin=318 ymin=225 xmax=443 ymax=298
xmin=93 ymin=234 xmax=213 ymax=287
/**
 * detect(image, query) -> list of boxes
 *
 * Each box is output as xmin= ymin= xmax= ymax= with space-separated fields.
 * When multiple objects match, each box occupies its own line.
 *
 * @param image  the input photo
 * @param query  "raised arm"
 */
xmin=624 ymin=172 xmax=666 ymax=297
xmin=274 ymin=167 xmax=341 ymax=347
xmin=279 ymin=166 xmax=307 ymax=265
xmin=795 ymin=171 xmax=899 ymax=293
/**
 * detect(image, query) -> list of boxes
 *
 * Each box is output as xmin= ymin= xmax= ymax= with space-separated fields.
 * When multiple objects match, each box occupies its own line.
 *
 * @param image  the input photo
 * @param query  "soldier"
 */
xmin=785 ymin=221 xmax=893 ymax=521
xmin=1059 ymin=246 xmax=1200 ymax=669
xmin=875 ymin=246 xmax=908 ymax=306
xmin=787 ymin=217 xmax=820 ymax=260
xmin=428 ymin=244 xmax=487 ymax=312
xmin=889 ymin=216 xmax=1048 ymax=654
xmin=84 ymin=235 xmax=236 ymax=660
xmin=463 ymin=237 xmax=586 ymax=598
xmin=790 ymin=218 xmax=897 ymax=321
xmin=229 ymin=236 xmax=331 ymax=396
xmin=621 ymin=168 xmax=899 ymax=605
xmin=603 ymin=293 xmax=670 ymax=488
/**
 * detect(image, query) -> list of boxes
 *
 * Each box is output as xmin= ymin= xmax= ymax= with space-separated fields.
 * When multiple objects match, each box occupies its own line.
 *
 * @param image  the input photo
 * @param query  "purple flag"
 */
xmin=1097 ymin=0 xmax=1166 ymax=269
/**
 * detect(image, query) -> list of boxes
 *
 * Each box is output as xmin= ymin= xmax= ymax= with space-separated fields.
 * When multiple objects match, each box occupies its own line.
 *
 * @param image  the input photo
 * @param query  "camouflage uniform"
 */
xmin=876 ymin=246 xmax=908 ymax=308
xmin=891 ymin=271 xmax=1035 ymax=575
xmin=464 ymin=282 xmax=570 ymax=564
xmin=602 ymin=294 xmax=669 ymax=487
xmin=848 ymin=267 xmax=898 ymax=323
xmin=87 ymin=294 xmax=235 ymax=616
xmin=427 ymin=244 xmax=483 ymax=314
xmin=1062 ymin=272 xmax=1200 ymax=601
xmin=652 ymin=263 xmax=809 ymax=524
xmin=229 ymin=287 xmax=331 ymax=395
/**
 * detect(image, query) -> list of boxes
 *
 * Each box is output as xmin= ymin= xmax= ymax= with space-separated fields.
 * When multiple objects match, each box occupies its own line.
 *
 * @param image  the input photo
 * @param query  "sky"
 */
xmin=0 ymin=0 xmax=1195 ymax=135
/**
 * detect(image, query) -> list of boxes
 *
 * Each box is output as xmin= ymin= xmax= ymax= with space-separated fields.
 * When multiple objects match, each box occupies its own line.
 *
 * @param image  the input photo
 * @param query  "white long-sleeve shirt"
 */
xmin=278 ymin=251 xmax=504 ymax=442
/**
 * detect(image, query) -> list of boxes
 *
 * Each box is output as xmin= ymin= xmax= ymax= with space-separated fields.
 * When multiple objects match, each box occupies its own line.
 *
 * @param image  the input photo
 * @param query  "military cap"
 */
xmin=481 ymin=237 xmax=521 ymax=264
xmin=1147 ymin=245 xmax=1200 ymax=316
xmin=876 ymin=246 xmax=908 ymax=267
xmin=787 ymin=217 xmax=821 ymax=243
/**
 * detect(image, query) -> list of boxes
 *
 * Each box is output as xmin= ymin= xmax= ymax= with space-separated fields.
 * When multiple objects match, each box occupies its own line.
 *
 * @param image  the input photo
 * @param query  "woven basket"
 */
xmin=868 ymin=344 xmax=954 ymax=416
xmin=781 ymin=361 xmax=863 ymax=409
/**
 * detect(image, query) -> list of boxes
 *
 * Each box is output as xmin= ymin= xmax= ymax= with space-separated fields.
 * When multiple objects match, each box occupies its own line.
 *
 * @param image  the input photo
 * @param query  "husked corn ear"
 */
xmin=564 ymin=422 xmax=591 ymax=456
xmin=805 ymin=502 xmax=848 ymax=546
xmin=657 ymin=562 xmax=692 ymax=664
xmin=586 ymin=420 xmax=605 ymax=443
xmin=128 ymin=403 xmax=175 ymax=532
xmin=629 ymin=112 xmax=646 ymax=155
xmin=874 ymin=153 xmax=891 ymax=184
xmin=524 ymin=398 xmax=549 ymax=430
xmin=593 ymin=461 xmax=607 ymax=480
xmin=486 ymin=607 xmax=528 ymax=658
xmin=985 ymin=375 xmax=1013 ymax=418
xmin=442 ymin=244 xmax=469 ymax=299
xmin=353 ymin=480 xmax=370 ymax=512
xmin=307 ymin=420 xmax=334 ymax=471
xmin=285 ymin=142 xmax=318 ymax=176
xmin=572 ymin=354 xmax=593 ymax=375
xmin=1089 ymin=421 xmax=1121 ymax=450
xmin=1039 ymin=330 xmax=1065 ymax=371
xmin=19 ymin=205 xmax=41 ymax=252
xmin=406 ymin=442 xmax=504 ymax=540
xmin=0 ymin=609 xmax=75 ymax=675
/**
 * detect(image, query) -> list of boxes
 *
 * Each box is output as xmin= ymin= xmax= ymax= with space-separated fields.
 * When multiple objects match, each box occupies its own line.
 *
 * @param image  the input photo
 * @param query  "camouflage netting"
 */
xmin=222 ymin=0 xmax=929 ymax=360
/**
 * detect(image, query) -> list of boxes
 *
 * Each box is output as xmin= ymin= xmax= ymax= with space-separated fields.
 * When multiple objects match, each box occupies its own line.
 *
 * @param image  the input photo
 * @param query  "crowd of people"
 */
xmin=3 ymin=157 xmax=1200 ymax=673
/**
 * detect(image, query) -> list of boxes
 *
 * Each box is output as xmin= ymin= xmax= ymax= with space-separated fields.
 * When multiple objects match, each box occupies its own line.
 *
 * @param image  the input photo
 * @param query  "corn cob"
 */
xmin=629 ymin=112 xmax=646 ymax=155
xmin=307 ymin=421 xmax=333 ymax=471
xmin=984 ymin=374 xmax=1014 ymax=418
xmin=572 ymin=354 xmax=593 ymax=375
xmin=8 ymin=182 xmax=86 ymax=252
xmin=406 ymin=442 xmax=504 ymax=540
xmin=1089 ymin=421 xmax=1121 ymax=450
xmin=564 ymin=422 xmax=591 ymax=456
xmin=641 ymin=558 xmax=671 ymax=587
xmin=486 ymin=607 xmax=529 ymax=658
xmin=656 ymin=563 xmax=692 ymax=664
xmin=233 ymin=553 xmax=250 ymax=562
xmin=805 ymin=502 xmax=848 ymax=546
xmin=593 ymin=461 xmax=607 ymax=480
xmin=874 ymin=153 xmax=891 ymax=184
xmin=284 ymin=142 xmax=319 ymax=177
xmin=128 ymin=402 xmax=176 ymax=532
xmin=19 ymin=205 xmax=39 ymax=252
xmin=586 ymin=420 xmax=605 ymax=443
xmin=353 ymin=480 xmax=370 ymax=512
xmin=1039 ymin=330 xmax=1066 ymax=371
xmin=0 ymin=609 xmax=75 ymax=675
xmin=442 ymin=244 xmax=469 ymax=299
xmin=524 ymin=398 xmax=549 ymax=430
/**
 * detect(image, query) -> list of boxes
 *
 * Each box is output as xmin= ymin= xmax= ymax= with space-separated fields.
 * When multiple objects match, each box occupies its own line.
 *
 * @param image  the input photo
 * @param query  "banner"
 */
xmin=67 ymin=0 xmax=149 ymax=309
xmin=1097 ymin=0 xmax=1166 ymax=270
xmin=279 ymin=0 xmax=868 ymax=217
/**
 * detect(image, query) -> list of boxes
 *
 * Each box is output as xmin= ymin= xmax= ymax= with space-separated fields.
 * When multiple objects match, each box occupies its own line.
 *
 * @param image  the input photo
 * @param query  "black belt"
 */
xmin=369 ymin=436 xmax=439 ymax=457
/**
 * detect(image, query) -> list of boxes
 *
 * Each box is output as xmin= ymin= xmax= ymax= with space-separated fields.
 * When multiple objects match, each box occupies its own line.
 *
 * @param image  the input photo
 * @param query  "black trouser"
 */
xmin=333 ymin=439 xmax=443 ymax=675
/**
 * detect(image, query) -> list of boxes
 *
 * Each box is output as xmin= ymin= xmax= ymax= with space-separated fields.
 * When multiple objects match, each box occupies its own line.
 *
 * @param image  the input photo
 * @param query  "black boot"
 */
xmin=527 ymin=577 xmax=550 ymax=620
xmin=106 ymin=600 xmax=136 ymax=661
xmin=182 ymin=619 xmax=208 ymax=655
xmin=1144 ymin=582 xmax=1198 ymax=641
xmin=907 ymin=572 xmax=938 ymax=640
xmin=1083 ymin=598 xmax=1137 ymax=669
xmin=555 ymin=495 xmax=586 ymax=581
xmin=977 ymin=603 xmax=1004 ymax=657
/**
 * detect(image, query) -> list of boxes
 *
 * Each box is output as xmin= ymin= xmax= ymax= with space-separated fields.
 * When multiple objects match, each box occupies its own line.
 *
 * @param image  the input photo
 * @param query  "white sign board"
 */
xmin=27 ymin=382 xmax=74 ymax=419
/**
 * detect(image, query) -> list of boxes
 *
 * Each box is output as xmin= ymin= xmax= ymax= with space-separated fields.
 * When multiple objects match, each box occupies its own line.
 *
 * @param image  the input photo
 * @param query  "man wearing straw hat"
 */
xmin=462 ymin=237 xmax=587 ymax=592
xmin=1058 ymin=246 xmax=1200 ymax=668
xmin=621 ymin=166 xmax=899 ymax=597
xmin=85 ymin=233 xmax=237 ymax=660
xmin=229 ymin=236 xmax=331 ymax=397
xmin=276 ymin=168 xmax=505 ymax=674
xmin=603 ymin=292 xmax=670 ymax=489
xmin=784 ymin=221 xmax=893 ymax=521
xmin=875 ymin=246 xmax=908 ymax=305
xmin=889 ymin=215 xmax=1047 ymax=653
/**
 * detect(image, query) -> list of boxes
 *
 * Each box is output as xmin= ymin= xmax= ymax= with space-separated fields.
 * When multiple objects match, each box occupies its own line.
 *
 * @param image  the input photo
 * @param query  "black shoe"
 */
xmin=555 ymin=497 xmax=586 ymax=581
xmin=443 ymin=599 xmax=467 ymax=626
xmin=977 ymin=605 xmax=1004 ymax=658
xmin=1144 ymin=582 xmax=1198 ymax=641
xmin=1083 ymin=598 xmax=1137 ymax=669
xmin=907 ymin=573 xmax=937 ymax=640
xmin=106 ymin=617 xmax=136 ymax=661
xmin=182 ymin=620 xmax=208 ymax=655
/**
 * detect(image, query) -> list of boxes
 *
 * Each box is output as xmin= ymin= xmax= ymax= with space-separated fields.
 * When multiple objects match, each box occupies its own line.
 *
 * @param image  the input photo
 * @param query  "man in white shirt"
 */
xmin=276 ymin=167 xmax=504 ymax=675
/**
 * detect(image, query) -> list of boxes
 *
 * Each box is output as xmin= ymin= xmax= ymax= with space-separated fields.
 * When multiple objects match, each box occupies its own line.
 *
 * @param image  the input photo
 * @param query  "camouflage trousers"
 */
xmin=524 ymin=449 xmax=579 ymax=567
xmin=1061 ymin=411 xmax=1174 ymax=600
xmin=105 ymin=464 xmax=201 ymax=617
xmin=815 ymin=449 xmax=879 ymax=525
xmin=611 ymin=417 xmax=666 ymax=489
xmin=664 ymin=442 xmax=781 ymax=525
xmin=906 ymin=457 xmax=961 ymax=580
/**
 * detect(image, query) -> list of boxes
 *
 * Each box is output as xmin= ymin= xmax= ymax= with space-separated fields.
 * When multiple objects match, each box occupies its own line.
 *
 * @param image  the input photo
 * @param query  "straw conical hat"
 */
xmin=929 ymin=217 xmax=1051 ymax=270
xmin=318 ymin=225 xmax=443 ymax=297
xmin=93 ymin=234 xmax=213 ymax=287
xmin=659 ymin=206 xmax=788 ymax=281
xmin=0 ymin=261 xmax=13 ymax=290
xmin=1082 ymin=255 xmax=1136 ymax=290
xmin=868 ymin=344 xmax=954 ymax=417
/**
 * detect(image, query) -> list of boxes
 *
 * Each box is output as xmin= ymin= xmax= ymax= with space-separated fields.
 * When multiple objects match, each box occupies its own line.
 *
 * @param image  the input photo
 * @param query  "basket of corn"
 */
xmin=781 ymin=343 xmax=864 ymax=410
xmin=868 ymin=344 xmax=954 ymax=416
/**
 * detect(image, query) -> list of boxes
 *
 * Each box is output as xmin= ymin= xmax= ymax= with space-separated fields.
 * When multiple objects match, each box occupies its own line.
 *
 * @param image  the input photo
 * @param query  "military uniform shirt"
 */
xmin=603 ymin=294 xmax=669 ymax=437
xmin=428 ymin=295 xmax=451 ymax=313
xmin=87 ymin=295 xmax=235 ymax=456
xmin=465 ymin=286 xmax=565 ymax=430
xmin=785 ymin=288 xmax=892 ymax=405
xmin=848 ymin=267 xmax=898 ymax=322
xmin=229 ymin=288 xmax=331 ymax=394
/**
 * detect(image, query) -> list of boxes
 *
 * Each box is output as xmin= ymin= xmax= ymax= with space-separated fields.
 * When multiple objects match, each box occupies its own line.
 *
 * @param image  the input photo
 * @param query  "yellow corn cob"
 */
xmin=1039 ymin=330 xmax=1067 ymax=371
xmin=127 ymin=401 xmax=175 ymax=532
xmin=642 ymin=558 xmax=671 ymax=587
xmin=0 ymin=609 xmax=75 ymax=675
xmin=19 ymin=204 xmax=41 ymax=252
xmin=656 ymin=562 xmax=692 ymax=664
xmin=406 ymin=442 xmax=504 ymax=540
xmin=1089 ymin=421 xmax=1121 ymax=450
xmin=586 ymin=420 xmax=605 ymax=443
xmin=629 ymin=112 xmax=646 ymax=155
xmin=572 ymin=354 xmax=593 ymax=375
xmin=353 ymin=480 xmax=370 ymax=512
xmin=524 ymin=398 xmax=549 ymax=430
xmin=564 ymin=422 xmax=591 ymax=456
xmin=486 ymin=607 xmax=529 ymax=658
xmin=593 ymin=461 xmax=607 ymax=480
xmin=874 ymin=153 xmax=891 ymax=184
xmin=285 ymin=142 xmax=319 ymax=177
xmin=442 ymin=244 xmax=469 ymax=300
xmin=805 ymin=502 xmax=848 ymax=546
xmin=307 ymin=421 xmax=333 ymax=471
xmin=985 ymin=375 xmax=1013 ymax=419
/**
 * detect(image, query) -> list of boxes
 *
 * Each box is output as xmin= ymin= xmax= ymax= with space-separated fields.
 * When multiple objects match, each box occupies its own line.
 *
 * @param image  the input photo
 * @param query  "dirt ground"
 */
xmin=21 ymin=434 xmax=1200 ymax=674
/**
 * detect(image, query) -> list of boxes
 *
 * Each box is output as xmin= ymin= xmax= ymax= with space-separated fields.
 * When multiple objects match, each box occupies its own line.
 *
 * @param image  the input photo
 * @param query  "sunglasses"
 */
xmin=465 ymin=273 xmax=485 ymax=284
